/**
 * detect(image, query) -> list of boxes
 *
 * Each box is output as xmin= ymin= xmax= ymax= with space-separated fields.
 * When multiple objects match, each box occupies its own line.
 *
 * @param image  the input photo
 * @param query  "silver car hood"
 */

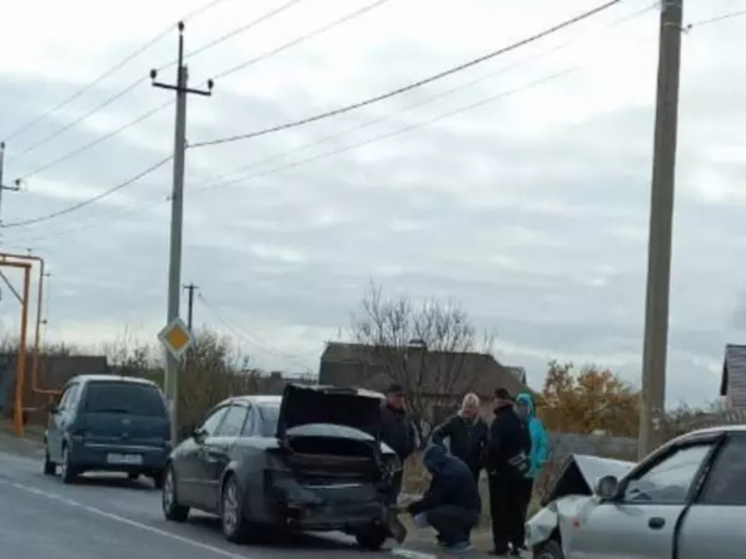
xmin=526 ymin=454 xmax=635 ymax=551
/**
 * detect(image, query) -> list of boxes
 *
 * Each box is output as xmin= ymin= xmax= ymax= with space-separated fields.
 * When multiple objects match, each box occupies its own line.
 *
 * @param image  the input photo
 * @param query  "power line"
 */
xmin=687 ymin=9 xmax=746 ymax=28
xmin=2 ymin=156 xmax=172 ymax=228
xmin=2 ymin=1 xmax=651 ymax=241
xmin=211 ymin=0 xmax=394 ymax=81
xmin=9 ymin=0 xmax=329 ymax=181
xmin=16 ymin=100 xmax=173 ymax=182
xmin=4 ymin=7 xmax=654 ymax=242
xmin=1 ymin=0 xmax=232 ymax=144
xmin=191 ymin=0 xmax=623 ymax=149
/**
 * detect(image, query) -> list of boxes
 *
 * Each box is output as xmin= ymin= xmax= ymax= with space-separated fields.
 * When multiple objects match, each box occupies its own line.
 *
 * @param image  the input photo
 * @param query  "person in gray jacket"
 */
xmin=380 ymin=383 xmax=416 ymax=503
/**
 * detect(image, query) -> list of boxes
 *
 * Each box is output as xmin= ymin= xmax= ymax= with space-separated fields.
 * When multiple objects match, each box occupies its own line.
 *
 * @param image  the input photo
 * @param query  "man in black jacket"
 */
xmin=431 ymin=392 xmax=488 ymax=481
xmin=380 ymin=383 xmax=416 ymax=503
xmin=402 ymin=444 xmax=481 ymax=553
xmin=485 ymin=388 xmax=531 ymax=557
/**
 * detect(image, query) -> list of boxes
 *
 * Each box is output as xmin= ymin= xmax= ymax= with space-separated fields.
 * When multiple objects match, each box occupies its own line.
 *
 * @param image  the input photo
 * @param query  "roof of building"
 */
xmin=720 ymin=344 xmax=746 ymax=396
xmin=320 ymin=341 xmax=531 ymax=397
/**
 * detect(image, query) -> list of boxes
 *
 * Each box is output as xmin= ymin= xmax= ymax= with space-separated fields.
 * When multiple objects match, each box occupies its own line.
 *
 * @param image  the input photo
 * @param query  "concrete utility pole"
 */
xmin=0 ymin=143 xmax=21 ymax=225
xmin=639 ymin=0 xmax=683 ymax=461
xmin=184 ymin=283 xmax=198 ymax=330
xmin=151 ymin=22 xmax=213 ymax=444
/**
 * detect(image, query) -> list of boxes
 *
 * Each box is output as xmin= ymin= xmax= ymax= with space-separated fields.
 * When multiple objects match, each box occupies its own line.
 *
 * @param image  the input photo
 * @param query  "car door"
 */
xmin=198 ymin=403 xmax=250 ymax=512
xmin=678 ymin=433 xmax=746 ymax=559
xmin=176 ymin=405 xmax=229 ymax=507
xmin=47 ymin=383 xmax=79 ymax=462
xmin=568 ymin=438 xmax=717 ymax=559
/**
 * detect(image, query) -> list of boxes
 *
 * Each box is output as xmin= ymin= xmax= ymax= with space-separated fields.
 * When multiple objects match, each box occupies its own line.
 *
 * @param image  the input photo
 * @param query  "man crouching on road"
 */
xmin=398 ymin=445 xmax=481 ymax=554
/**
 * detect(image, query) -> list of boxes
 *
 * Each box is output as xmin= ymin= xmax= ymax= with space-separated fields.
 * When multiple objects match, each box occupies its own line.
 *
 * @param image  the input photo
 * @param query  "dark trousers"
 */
xmin=519 ymin=477 xmax=534 ymax=525
xmin=389 ymin=469 xmax=404 ymax=504
xmin=426 ymin=505 xmax=480 ymax=546
xmin=488 ymin=471 xmax=525 ymax=554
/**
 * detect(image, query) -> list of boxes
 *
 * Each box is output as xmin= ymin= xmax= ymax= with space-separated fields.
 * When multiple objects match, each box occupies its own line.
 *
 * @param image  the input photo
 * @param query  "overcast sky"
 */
xmin=1 ymin=0 xmax=744 ymax=407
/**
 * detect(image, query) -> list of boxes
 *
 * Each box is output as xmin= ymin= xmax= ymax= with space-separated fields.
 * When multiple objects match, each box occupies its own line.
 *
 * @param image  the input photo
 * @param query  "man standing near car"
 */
xmin=431 ymin=392 xmax=489 ymax=482
xmin=485 ymin=388 xmax=531 ymax=557
xmin=380 ymin=383 xmax=417 ymax=504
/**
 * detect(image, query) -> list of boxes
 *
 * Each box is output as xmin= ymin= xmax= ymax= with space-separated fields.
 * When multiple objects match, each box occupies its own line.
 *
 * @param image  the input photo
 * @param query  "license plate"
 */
xmin=106 ymin=453 xmax=142 ymax=465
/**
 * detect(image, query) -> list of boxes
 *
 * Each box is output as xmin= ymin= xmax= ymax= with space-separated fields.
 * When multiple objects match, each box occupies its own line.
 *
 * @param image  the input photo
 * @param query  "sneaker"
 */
xmin=444 ymin=541 xmax=473 ymax=553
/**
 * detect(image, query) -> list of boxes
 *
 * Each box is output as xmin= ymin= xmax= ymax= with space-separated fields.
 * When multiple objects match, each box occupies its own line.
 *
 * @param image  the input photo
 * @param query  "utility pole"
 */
xmin=639 ymin=0 xmax=683 ymax=460
xmin=0 ymin=143 xmax=21 ymax=225
xmin=184 ymin=283 xmax=197 ymax=330
xmin=151 ymin=22 xmax=213 ymax=445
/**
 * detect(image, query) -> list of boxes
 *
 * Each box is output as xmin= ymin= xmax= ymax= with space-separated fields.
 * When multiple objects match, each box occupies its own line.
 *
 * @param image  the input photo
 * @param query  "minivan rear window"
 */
xmin=83 ymin=381 xmax=166 ymax=417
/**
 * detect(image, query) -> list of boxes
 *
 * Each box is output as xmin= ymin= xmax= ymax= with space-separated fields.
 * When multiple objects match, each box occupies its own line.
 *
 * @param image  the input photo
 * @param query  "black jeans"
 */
xmin=519 ymin=477 xmax=534 ymax=525
xmin=389 ymin=469 xmax=404 ymax=505
xmin=488 ymin=471 xmax=525 ymax=554
xmin=425 ymin=505 xmax=480 ymax=546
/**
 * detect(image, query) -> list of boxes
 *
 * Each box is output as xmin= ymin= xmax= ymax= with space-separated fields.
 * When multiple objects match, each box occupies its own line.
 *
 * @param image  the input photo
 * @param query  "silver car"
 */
xmin=529 ymin=425 xmax=746 ymax=559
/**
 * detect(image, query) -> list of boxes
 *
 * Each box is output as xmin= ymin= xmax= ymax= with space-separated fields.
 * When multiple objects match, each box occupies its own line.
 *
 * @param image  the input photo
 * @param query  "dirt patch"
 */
xmin=0 ymin=421 xmax=45 ymax=458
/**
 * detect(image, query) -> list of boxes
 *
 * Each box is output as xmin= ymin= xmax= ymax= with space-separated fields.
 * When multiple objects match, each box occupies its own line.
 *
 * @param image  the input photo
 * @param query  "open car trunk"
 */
xmin=273 ymin=385 xmax=387 ymax=481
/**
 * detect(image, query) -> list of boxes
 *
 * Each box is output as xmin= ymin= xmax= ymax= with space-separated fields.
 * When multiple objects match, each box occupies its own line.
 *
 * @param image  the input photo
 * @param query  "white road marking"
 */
xmin=390 ymin=549 xmax=437 ymax=559
xmin=0 ymin=479 xmax=247 ymax=558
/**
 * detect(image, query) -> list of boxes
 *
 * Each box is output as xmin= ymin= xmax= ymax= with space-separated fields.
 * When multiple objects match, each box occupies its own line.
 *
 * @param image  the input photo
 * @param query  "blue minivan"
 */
xmin=43 ymin=374 xmax=171 ymax=488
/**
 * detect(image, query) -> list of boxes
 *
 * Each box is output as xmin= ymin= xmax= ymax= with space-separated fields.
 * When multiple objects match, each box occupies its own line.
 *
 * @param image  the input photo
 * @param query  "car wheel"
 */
xmin=59 ymin=445 xmax=77 ymax=484
xmin=221 ymin=475 xmax=250 ymax=543
xmin=43 ymin=446 xmax=56 ymax=476
xmin=152 ymin=470 xmax=166 ymax=490
xmin=534 ymin=539 xmax=564 ymax=559
xmin=162 ymin=465 xmax=189 ymax=522
xmin=128 ymin=472 xmax=140 ymax=481
xmin=356 ymin=528 xmax=389 ymax=551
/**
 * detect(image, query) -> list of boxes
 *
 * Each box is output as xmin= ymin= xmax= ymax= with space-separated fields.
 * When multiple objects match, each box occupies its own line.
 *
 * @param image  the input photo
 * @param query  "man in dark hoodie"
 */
xmin=431 ymin=392 xmax=489 ymax=481
xmin=485 ymin=388 xmax=531 ymax=557
xmin=380 ymin=383 xmax=417 ymax=503
xmin=402 ymin=444 xmax=481 ymax=553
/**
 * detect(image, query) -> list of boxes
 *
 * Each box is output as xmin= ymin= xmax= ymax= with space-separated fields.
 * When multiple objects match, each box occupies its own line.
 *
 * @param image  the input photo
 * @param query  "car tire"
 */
xmin=356 ymin=528 xmax=389 ymax=551
xmin=221 ymin=475 xmax=250 ymax=544
xmin=43 ymin=446 xmax=56 ymax=476
xmin=534 ymin=539 xmax=564 ymax=559
xmin=162 ymin=465 xmax=189 ymax=522
xmin=59 ymin=445 xmax=77 ymax=484
xmin=128 ymin=472 xmax=140 ymax=481
xmin=152 ymin=470 xmax=166 ymax=490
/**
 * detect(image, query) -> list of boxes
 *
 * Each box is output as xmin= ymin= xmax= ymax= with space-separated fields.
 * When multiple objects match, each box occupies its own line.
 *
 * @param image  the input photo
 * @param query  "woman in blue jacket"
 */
xmin=515 ymin=392 xmax=549 ymax=525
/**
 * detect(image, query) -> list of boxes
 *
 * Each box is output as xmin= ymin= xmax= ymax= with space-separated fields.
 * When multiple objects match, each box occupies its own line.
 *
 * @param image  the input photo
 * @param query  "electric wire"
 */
xmin=191 ymin=0 xmax=624 ymax=148
xmin=1 ymin=0 xmax=232 ymax=144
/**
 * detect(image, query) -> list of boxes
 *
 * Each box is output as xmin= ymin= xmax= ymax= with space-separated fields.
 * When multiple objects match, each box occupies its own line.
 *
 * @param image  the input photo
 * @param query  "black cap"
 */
xmin=494 ymin=387 xmax=513 ymax=401
xmin=386 ymin=383 xmax=406 ymax=395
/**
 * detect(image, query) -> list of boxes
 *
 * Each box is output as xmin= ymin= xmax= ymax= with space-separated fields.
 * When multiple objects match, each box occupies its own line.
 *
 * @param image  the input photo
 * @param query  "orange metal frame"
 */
xmin=0 ymin=253 xmax=52 ymax=437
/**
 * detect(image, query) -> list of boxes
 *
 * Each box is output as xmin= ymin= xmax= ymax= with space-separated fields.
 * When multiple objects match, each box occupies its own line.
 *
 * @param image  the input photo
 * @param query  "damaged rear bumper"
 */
xmin=266 ymin=470 xmax=391 ymax=533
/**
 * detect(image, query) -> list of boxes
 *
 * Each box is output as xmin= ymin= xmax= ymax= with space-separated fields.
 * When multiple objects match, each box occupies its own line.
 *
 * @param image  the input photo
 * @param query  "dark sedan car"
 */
xmin=162 ymin=384 xmax=402 ymax=549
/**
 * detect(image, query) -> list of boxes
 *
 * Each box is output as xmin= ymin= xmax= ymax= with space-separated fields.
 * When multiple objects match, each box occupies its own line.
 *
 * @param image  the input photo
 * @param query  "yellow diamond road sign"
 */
xmin=158 ymin=317 xmax=193 ymax=359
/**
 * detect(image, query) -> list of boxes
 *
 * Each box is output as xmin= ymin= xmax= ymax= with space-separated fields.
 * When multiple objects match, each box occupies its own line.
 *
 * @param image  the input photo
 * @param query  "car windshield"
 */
xmin=256 ymin=404 xmax=280 ymax=437
xmin=82 ymin=381 xmax=166 ymax=417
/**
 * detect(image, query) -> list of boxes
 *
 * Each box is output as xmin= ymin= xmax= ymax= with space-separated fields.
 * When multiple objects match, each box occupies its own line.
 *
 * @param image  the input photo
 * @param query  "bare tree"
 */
xmin=351 ymin=283 xmax=493 ymax=441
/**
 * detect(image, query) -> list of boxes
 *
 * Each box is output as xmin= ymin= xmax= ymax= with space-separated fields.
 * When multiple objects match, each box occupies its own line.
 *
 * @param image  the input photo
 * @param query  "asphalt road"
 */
xmin=0 ymin=450 xmax=438 ymax=559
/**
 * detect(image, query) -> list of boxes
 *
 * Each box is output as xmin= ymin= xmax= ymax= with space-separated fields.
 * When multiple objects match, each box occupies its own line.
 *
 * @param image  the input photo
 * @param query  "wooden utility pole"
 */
xmin=639 ymin=0 xmax=684 ymax=460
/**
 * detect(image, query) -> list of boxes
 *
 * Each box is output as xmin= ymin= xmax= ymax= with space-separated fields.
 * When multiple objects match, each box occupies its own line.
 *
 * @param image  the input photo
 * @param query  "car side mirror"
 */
xmin=177 ymin=425 xmax=195 ymax=442
xmin=45 ymin=402 xmax=59 ymax=414
xmin=595 ymin=475 xmax=620 ymax=500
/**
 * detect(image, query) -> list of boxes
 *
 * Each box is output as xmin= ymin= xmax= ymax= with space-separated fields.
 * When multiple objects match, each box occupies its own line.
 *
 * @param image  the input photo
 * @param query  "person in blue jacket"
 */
xmin=514 ymin=392 xmax=549 ymax=527
xmin=403 ymin=444 xmax=481 ymax=553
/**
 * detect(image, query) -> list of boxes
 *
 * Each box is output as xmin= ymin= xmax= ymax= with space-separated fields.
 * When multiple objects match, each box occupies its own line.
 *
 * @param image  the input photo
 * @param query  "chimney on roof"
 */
xmin=270 ymin=371 xmax=282 ymax=380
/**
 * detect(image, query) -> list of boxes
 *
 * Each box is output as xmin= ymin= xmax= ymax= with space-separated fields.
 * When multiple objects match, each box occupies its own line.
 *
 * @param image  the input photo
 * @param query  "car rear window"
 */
xmin=256 ymin=404 xmax=280 ymax=437
xmin=83 ymin=381 xmax=166 ymax=417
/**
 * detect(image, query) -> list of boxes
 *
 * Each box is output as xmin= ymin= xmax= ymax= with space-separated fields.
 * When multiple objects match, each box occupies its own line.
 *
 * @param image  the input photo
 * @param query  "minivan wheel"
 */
xmin=152 ymin=470 xmax=165 ymax=490
xmin=221 ymin=475 xmax=250 ymax=543
xmin=43 ymin=446 xmax=56 ymax=476
xmin=59 ymin=446 xmax=77 ymax=484
xmin=162 ymin=465 xmax=189 ymax=522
